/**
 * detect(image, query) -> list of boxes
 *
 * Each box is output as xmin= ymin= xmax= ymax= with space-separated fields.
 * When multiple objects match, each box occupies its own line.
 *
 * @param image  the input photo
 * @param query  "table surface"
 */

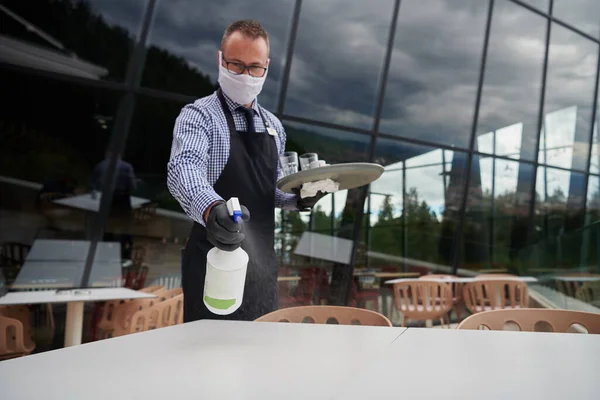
xmin=333 ymin=327 xmax=600 ymax=399
xmin=0 ymin=320 xmax=406 ymax=400
xmin=53 ymin=193 xmax=150 ymax=212
xmin=1 ymin=321 xmax=598 ymax=399
xmin=0 ymin=288 xmax=156 ymax=305
xmin=13 ymin=240 xmax=122 ymax=289
xmin=553 ymin=276 xmax=600 ymax=282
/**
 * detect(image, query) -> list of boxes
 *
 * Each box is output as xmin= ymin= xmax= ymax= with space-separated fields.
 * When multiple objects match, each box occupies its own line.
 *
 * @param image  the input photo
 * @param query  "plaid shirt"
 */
xmin=167 ymin=90 xmax=297 ymax=226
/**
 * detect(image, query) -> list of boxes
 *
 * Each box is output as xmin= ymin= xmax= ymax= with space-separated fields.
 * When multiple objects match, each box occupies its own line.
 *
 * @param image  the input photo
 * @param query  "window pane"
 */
xmin=520 ymin=0 xmax=549 ymax=13
xmin=0 ymin=67 xmax=122 ymax=296
xmin=459 ymin=156 xmax=534 ymax=272
xmin=366 ymin=139 xmax=464 ymax=276
xmin=143 ymin=0 xmax=295 ymax=110
xmin=476 ymin=0 xmax=546 ymax=161
xmin=284 ymin=0 xmax=394 ymax=130
xmin=541 ymin=24 xmax=598 ymax=171
xmin=553 ymin=0 xmax=600 ymax=39
xmin=0 ymin=0 xmax=145 ymax=81
xmin=380 ymin=0 xmax=488 ymax=148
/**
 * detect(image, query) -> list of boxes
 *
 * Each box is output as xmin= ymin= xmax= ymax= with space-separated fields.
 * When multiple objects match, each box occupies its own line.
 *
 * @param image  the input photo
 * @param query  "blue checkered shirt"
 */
xmin=167 ymin=90 xmax=298 ymax=226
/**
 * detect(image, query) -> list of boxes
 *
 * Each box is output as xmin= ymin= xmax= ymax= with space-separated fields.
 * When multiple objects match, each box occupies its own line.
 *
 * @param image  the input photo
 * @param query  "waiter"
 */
xmin=167 ymin=20 xmax=325 ymax=322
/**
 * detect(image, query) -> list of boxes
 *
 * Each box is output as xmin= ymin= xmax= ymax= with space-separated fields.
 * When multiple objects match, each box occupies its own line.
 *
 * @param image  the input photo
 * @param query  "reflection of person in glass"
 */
xmin=92 ymin=151 xmax=137 ymax=216
xmin=167 ymin=20 xmax=325 ymax=322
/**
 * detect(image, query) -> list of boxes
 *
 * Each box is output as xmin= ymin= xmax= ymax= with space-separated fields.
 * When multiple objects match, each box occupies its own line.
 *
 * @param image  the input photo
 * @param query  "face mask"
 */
xmin=217 ymin=51 xmax=268 ymax=105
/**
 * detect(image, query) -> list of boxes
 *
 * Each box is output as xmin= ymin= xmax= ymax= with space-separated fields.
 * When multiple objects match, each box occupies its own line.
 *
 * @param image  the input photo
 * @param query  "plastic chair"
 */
xmin=129 ymin=294 xmax=184 ymax=334
xmin=149 ymin=274 xmax=182 ymax=290
xmin=392 ymin=280 xmax=454 ymax=327
xmin=256 ymin=305 xmax=392 ymax=327
xmin=0 ymin=315 xmax=36 ymax=360
xmin=419 ymin=274 xmax=464 ymax=321
xmin=462 ymin=279 xmax=528 ymax=314
xmin=576 ymin=280 xmax=600 ymax=307
xmin=457 ymin=308 xmax=600 ymax=333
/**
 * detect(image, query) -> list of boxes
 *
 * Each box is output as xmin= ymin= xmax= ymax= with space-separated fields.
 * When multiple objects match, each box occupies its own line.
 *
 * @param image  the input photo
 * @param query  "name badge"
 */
xmin=267 ymin=127 xmax=278 ymax=137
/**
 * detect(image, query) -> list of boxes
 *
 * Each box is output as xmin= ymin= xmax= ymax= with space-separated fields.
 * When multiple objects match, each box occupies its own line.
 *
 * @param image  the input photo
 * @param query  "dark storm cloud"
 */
xmin=86 ymin=0 xmax=599 ymax=154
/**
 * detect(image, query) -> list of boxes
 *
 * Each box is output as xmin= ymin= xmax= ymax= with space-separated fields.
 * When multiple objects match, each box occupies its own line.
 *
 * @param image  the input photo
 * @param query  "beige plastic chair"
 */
xmin=255 ymin=305 xmax=392 ymax=327
xmin=457 ymin=308 xmax=600 ymax=333
xmin=462 ymin=279 xmax=528 ymax=314
xmin=129 ymin=294 xmax=184 ymax=334
xmin=556 ymin=273 xmax=600 ymax=298
xmin=0 ymin=315 xmax=36 ymax=360
xmin=0 ymin=306 xmax=36 ymax=359
xmin=97 ymin=286 xmax=166 ymax=339
xmin=576 ymin=280 xmax=600 ymax=307
xmin=419 ymin=274 xmax=464 ymax=321
xmin=392 ymin=280 xmax=454 ymax=327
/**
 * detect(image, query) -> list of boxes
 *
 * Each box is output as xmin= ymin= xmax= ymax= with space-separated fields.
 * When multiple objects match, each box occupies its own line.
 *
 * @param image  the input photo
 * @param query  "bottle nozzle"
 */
xmin=227 ymin=197 xmax=242 ymax=223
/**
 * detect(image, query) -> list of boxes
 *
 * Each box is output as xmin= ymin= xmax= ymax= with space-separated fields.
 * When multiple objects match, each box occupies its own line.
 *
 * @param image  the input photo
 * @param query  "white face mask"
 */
xmin=217 ymin=51 xmax=268 ymax=105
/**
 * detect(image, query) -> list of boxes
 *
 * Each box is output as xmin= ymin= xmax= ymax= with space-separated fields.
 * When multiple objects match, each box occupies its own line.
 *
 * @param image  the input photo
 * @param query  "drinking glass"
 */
xmin=279 ymin=151 xmax=299 ymax=176
xmin=299 ymin=153 xmax=318 ymax=171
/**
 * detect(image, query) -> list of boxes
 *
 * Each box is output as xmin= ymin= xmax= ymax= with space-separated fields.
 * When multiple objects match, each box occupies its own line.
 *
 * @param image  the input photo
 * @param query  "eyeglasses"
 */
xmin=222 ymin=57 xmax=268 ymax=77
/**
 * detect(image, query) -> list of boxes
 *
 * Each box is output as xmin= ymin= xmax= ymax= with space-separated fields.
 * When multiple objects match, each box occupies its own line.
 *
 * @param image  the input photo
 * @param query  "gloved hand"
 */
xmin=293 ymin=189 xmax=328 ymax=212
xmin=206 ymin=202 xmax=250 ymax=251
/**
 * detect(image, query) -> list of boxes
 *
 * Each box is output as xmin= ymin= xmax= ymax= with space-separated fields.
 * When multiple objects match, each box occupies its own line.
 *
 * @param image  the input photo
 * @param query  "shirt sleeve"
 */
xmin=273 ymin=119 xmax=299 ymax=211
xmin=167 ymin=103 xmax=223 ymax=226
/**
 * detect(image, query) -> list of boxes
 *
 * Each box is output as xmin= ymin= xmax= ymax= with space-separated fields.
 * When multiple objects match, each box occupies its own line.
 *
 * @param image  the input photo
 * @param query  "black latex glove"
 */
xmin=294 ymin=189 xmax=328 ymax=212
xmin=206 ymin=202 xmax=250 ymax=251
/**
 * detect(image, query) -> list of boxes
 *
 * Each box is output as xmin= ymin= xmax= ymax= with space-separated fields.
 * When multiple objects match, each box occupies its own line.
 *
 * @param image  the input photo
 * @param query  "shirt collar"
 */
xmin=221 ymin=90 xmax=260 ymax=115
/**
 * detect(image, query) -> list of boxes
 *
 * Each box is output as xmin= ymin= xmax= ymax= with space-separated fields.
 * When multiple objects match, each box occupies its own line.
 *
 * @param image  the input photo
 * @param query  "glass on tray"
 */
xmin=299 ymin=153 xmax=318 ymax=171
xmin=279 ymin=151 xmax=299 ymax=176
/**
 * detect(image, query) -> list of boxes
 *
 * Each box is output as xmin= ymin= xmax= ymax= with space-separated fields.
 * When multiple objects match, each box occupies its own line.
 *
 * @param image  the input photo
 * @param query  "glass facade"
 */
xmin=1 ymin=0 xmax=600 ymax=353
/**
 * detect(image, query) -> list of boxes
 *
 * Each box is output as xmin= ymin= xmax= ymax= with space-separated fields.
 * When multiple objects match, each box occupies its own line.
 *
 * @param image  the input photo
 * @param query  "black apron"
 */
xmin=182 ymin=89 xmax=278 ymax=322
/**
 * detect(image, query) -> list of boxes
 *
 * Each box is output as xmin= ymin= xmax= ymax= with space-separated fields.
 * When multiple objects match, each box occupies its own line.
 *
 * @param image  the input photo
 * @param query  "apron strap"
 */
xmin=217 ymin=88 xmax=271 ymax=132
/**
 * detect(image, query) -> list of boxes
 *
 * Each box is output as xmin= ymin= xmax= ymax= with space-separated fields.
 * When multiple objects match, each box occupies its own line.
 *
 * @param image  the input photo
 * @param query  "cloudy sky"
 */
xmin=84 ymin=0 xmax=600 ymax=221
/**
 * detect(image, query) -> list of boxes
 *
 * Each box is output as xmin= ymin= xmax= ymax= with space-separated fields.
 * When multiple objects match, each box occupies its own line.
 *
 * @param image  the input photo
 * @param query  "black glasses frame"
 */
xmin=222 ymin=57 xmax=268 ymax=77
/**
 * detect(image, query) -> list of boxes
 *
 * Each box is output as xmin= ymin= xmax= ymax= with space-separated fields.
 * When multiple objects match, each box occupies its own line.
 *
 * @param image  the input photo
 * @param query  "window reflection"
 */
xmin=544 ymin=24 xmax=598 ymax=170
xmin=476 ymin=0 xmax=545 ymax=161
xmin=380 ymin=0 xmax=487 ymax=148
xmin=553 ymin=0 xmax=600 ymax=39
xmin=0 ymin=0 xmax=144 ymax=81
xmin=366 ymin=139 xmax=463 ymax=267
xmin=284 ymin=0 xmax=393 ymax=129
xmin=144 ymin=0 xmax=294 ymax=108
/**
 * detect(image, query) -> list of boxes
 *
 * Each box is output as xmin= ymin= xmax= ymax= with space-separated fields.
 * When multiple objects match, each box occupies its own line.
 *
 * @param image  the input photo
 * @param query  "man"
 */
xmin=167 ymin=20 xmax=325 ymax=322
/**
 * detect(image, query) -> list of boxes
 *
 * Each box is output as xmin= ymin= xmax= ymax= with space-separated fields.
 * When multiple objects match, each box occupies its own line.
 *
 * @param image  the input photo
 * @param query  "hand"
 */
xmin=205 ymin=202 xmax=250 ymax=251
xmin=293 ymin=189 xmax=328 ymax=212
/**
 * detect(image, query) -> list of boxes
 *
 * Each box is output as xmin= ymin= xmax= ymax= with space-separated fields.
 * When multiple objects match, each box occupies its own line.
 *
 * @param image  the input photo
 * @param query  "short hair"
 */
xmin=221 ymin=19 xmax=270 ymax=54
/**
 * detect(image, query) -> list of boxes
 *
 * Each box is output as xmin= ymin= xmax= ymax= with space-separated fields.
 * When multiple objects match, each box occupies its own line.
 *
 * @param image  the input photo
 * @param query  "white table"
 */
xmin=11 ymin=239 xmax=122 ymax=289
xmin=0 ymin=320 xmax=405 ymax=399
xmin=333 ymin=327 xmax=600 ymax=399
xmin=384 ymin=276 xmax=539 ymax=284
xmin=0 ymin=321 xmax=598 ymax=399
xmin=53 ymin=193 xmax=150 ymax=212
xmin=553 ymin=276 xmax=600 ymax=282
xmin=0 ymin=288 xmax=156 ymax=347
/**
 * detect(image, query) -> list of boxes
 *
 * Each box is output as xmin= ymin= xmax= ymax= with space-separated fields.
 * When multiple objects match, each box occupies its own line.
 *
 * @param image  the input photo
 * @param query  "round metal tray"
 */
xmin=276 ymin=162 xmax=384 ymax=194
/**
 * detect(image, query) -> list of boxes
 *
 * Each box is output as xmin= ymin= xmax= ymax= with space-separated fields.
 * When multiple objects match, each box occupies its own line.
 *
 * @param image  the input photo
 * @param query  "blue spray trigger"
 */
xmin=227 ymin=197 xmax=243 ymax=224
xmin=232 ymin=211 xmax=242 ymax=223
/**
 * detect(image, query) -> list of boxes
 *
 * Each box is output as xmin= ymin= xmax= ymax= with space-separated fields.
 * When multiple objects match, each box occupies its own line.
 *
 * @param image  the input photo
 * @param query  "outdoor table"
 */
xmin=1 ymin=320 xmax=598 ymax=399
xmin=0 ymin=288 xmax=156 ymax=347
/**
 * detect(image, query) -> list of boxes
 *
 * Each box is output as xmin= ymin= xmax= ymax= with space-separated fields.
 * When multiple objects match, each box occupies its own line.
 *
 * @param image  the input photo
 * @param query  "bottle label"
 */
xmin=204 ymin=263 xmax=246 ymax=311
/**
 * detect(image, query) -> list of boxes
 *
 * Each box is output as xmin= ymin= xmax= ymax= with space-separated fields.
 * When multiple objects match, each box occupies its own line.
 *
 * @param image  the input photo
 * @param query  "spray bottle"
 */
xmin=203 ymin=197 xmax=249 ymax=315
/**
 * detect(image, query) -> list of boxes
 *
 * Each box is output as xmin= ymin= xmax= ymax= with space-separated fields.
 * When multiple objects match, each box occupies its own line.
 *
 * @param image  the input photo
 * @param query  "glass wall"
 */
xmin=1 ymin=0 xmax=600 ymax=350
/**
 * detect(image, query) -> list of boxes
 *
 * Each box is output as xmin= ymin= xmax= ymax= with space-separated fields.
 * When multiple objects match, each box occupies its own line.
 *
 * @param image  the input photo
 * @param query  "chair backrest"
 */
xmin=150 ymin=275 xmax=182 ymax=290
xmin=255 ymin=305 xmax=392 ymax=327
xmin=0 ymin=315 xmax=36 ymax=359
xmin=576 ymin=280 xmax=600 ymax=305
xmin=392 ymin=280 xmax=454 ymax=321
xmin=462 ymin=279 xmax=528 ymax=313
xmin=0 ymin=306 xmax=36 ymax=352
xmin=419 ymin=274 xmax=463 ymax=302
xmin=0 ymin=242 xmax=30 ymax=266
xmin=457 ymin=308 xmax=600 ymax=333
xmin=129 ymin=294 xmax=184 ymax=334
xmin=157 ymin=287 xmax=183 ymax=300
